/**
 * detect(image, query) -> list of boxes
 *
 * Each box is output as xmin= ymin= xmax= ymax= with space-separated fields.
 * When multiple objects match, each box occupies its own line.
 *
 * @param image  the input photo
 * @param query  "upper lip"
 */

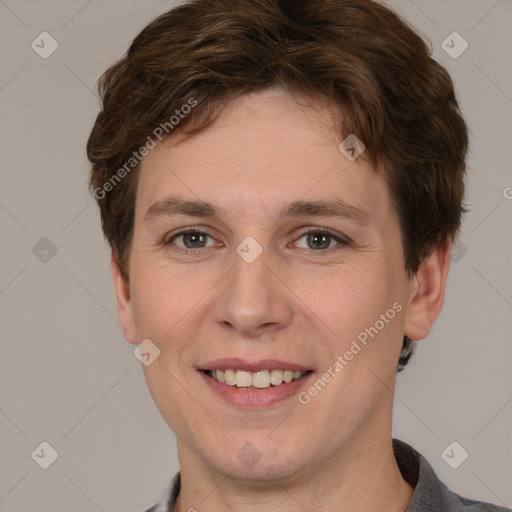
xmin=199 ymin=358 xmax=312 ymax=372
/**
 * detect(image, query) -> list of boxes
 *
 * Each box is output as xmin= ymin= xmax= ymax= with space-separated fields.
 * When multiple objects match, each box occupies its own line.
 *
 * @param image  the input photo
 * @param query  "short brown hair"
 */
xmin=87 ymin=0 xmax=468 ymax=370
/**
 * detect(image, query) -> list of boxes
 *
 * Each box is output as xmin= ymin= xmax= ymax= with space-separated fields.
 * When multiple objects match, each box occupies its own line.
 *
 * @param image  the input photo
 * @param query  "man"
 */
xmin=87 ymin=0 xmax=509 ymax=510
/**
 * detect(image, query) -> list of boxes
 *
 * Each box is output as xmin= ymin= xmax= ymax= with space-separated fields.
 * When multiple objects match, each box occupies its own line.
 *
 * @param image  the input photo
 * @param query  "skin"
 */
xmin=112 ymin=88 xmax=451 ymax=512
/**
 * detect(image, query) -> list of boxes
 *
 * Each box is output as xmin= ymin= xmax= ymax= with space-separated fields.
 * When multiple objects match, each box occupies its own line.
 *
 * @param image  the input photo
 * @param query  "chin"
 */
xmin=198 ymin=431 xmax=310 ymax=483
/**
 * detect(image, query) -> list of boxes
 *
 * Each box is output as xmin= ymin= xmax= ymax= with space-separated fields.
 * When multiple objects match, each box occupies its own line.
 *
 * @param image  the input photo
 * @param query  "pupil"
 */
xmin=184 ymin=232 xmax=206 ymax=248
xmin=308 ymin=233 xmax=330 ymax=250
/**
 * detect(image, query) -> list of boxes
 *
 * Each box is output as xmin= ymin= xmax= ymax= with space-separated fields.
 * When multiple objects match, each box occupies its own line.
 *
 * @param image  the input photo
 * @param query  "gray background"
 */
xmin=0 ymin=0 xmax=511 ymax=510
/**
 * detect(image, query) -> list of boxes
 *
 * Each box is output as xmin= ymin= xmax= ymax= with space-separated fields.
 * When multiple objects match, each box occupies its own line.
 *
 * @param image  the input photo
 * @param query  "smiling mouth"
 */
xmin=203 ymin=369 xmax=312 ymax=389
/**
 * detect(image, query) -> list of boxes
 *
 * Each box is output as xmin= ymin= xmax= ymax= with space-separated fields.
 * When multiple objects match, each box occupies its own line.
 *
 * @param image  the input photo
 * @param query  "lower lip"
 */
xmin=199 ymin=371 xmax=313 ymax=408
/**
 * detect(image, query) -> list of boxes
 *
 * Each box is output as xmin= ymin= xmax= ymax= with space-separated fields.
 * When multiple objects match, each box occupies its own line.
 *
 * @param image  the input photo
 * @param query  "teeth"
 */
xmin=235 ymin=370 xmax=252 ymax=387
xmin=253 ymin=370 xmax=270 ymax=389
xmin=224 ymin=369 xmax=236 ymax=386
xmin=270 ymin=369 xmax=283 ymax=385
xmin=208 ymin=368 xmax=307 ymax=388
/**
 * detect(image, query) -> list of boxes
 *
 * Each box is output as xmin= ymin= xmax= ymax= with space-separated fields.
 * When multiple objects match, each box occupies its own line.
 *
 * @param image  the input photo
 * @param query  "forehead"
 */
xmin=135 ymin=88 xmax=392 ymax=223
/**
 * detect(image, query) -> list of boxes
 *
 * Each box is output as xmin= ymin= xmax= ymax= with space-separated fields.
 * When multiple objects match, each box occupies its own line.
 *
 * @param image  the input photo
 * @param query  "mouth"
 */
xmin=198 ymin=358 xmax=314 ymax=408
xmin=202 ymin=368 xmax=310 ymax=389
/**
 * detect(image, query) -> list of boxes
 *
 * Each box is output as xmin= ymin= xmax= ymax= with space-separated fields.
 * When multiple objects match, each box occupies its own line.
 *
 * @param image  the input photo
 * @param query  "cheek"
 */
xmin=301 ymin=260 xmax=406 ymax=374
xmin=131 ymin=269 xmax=204 ymax=427
xmin=302 ymin=261 xmax=395 ymax=332
xmin=129 ymin=255 xmax=202 ymax=337
xmin=129 ymin=262 xmax=218 ymax=386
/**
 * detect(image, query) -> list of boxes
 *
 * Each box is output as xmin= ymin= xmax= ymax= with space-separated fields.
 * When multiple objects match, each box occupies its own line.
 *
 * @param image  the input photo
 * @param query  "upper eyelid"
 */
xmin=165 ymin=227 xmax=218 ymax=243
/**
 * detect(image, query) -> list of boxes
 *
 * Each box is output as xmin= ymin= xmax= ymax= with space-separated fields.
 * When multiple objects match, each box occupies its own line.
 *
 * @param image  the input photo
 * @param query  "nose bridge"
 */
xmin=213 ymin=238 xmax=292 ymax=335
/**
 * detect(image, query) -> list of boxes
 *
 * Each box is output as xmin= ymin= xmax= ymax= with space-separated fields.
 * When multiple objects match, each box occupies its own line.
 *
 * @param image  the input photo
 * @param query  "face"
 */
xmin=113 ymin=88 xmax=447 ymax=483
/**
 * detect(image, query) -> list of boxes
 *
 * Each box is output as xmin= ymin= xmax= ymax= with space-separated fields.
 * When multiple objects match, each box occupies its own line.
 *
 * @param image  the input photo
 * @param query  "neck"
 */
xmin=173 ymin=428 xmax=414 ymax=512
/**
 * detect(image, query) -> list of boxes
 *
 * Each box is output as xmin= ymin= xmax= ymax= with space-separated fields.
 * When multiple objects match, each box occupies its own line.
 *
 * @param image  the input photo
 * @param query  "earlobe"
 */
xmin=403 ymin=239 xmax=452 ymax=341
xmin=111 ymin=251 xmax=138 ymax=344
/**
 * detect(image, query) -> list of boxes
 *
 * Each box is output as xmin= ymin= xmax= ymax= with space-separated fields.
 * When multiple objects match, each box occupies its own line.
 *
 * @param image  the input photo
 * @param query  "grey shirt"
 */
xmin=145 ymin=439 xmax=510 ymax=511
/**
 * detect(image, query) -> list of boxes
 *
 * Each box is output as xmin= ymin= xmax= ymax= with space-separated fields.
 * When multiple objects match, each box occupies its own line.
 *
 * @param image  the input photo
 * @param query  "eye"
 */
xmin=163 ymin=227 xmax=348 ymax=254
xmin=294 ymin=229 xmax=347 ymax=251
xmin=166 ymin=230 xmax=216 ymax=250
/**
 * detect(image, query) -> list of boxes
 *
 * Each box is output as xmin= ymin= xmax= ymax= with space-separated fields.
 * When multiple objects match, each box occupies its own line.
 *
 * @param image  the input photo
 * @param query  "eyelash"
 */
xmin=163 ymin=227 xmax=350 ymax=255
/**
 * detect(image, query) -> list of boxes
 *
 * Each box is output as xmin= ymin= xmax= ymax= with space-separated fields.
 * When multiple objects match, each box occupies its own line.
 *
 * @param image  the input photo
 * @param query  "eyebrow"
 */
xmin=143 ymin=196 xmax=370 ymax=225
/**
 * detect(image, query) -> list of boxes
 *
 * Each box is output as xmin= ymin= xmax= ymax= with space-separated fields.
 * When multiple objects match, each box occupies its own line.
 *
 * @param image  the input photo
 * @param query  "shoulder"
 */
xmin=393 ymin=439 xmax=510 ymax=512
xmin=425 ymin=489 xmax=511 ymax=512
xmin=143 ymin=472 xmax=181 ymax=512
xmin=453 ymin=495 xmax=511 ymax=511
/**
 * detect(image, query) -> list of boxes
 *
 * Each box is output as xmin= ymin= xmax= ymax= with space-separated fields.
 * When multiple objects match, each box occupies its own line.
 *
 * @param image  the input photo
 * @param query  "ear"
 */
xmin=111 ymin=250 xmax=138 ymax=344
xmin=404 ymin=238 xmax=451 ymax=341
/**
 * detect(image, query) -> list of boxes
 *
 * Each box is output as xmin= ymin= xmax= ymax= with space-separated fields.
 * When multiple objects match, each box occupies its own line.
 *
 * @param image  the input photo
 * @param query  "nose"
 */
xmin=212 ymin=245 xmax=294 ymax=338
